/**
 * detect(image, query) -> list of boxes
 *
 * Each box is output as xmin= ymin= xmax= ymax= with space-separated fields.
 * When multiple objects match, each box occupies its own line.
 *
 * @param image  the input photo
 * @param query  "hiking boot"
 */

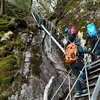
xmin=79 ymin=78 xmax=86 ymax=85
xmin=76 ymin=91 xmax=85 ymax=96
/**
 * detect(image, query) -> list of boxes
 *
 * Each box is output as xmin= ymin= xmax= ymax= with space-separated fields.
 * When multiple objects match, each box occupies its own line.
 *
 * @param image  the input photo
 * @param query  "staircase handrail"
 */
xmin=85 ymin=62 xmax=91 ymax=100
xmin=64 ymin=59 xmax=100 ymax=100
xmin=31 ymin=11 xmax=71 ymax=44
xmin=91 ymin=75 xmax=100 ymax=100
xmin=64 ymin=63 xmax=87 ymax=100
xmin=40 ymin=25 xmax=65 ymax=53
xmin=50 ymin=69 xmax=72 ymax=100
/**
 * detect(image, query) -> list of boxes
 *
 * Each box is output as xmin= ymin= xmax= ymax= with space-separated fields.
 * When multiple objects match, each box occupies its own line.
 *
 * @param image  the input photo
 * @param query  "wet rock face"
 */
xmin=8 ymin=29 xmax=69 ymax=100
xmin=35 ymin=30 xmax=69 ymax=100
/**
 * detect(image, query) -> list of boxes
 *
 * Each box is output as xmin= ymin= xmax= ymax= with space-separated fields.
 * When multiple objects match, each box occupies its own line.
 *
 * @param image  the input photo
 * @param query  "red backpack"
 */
xmin=70 ymin=27 xmax=78 ymax=36
xmin=65 ymin=43 xmax=78 ymax=64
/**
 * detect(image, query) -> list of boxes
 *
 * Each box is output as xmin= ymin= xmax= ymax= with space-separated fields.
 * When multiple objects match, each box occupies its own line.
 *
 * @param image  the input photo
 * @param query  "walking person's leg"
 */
xmin=70 ymin=62 xmax=85 ymax=95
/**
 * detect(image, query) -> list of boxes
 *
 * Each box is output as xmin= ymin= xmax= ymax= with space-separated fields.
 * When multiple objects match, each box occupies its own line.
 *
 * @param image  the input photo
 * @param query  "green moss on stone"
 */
xmin=32 ymin=65 xmax=41 ymax=78
xmin=63 ymin=0 xmax=79 ymax=14
xmin=0 ymin=31 xmax=5 ymax=39
xmin=31 ymin=45 xmax=42 ymax=78
xmin=0 ymin=95 xmax=7 ymax=100
xmin=0 ymin=50 xmax=11 ymax=57
xmin=0 ymin=19 xmax=8 ymax=25
xmin=0 ymin=19 xmax=9 ymax=31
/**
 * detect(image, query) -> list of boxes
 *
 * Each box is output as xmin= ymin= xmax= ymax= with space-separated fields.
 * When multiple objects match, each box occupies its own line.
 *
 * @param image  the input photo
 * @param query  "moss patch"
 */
xmin=31 ymin=45 xmax=42 ymax=78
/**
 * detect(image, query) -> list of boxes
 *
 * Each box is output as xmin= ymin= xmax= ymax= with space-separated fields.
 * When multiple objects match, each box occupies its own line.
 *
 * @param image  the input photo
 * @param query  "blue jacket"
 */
xmin=62 ymin=29 xmax=76 ymax=38
xmin=77 ymin=45 xmax=91 ymax=59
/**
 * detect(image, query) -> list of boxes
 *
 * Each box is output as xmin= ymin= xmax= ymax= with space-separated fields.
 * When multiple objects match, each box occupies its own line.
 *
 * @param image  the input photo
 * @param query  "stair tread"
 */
xmin=74 ymin=93 xmax=91 ymax=98
xmin=87 ymin=75 xmax=99 ymax=81
xmin=89 ymin=68 xmax=100 ymax=75
xmin=88 ymin=64 xmax=100 ymax=71
xmin=88 ymin=60 xmax=100 ymax=70
xmin=82 ymin=83 xmax=95 ymax=89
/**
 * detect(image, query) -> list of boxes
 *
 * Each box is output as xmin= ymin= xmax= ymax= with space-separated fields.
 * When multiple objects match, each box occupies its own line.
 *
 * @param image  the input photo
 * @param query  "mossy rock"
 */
xmin=0 ymin=45 xmax=11 ymax=51
xmin=32 ymin=64 xmax=41 ymax=78
xmin=0 ymin=55 xmax=15 ymax=66
xmin=16 ymin=51 xmax=23 ymax=67
xmin=2 ymin=40 xmax=24 ymax=51
xmin=5 ymin=1 xmax=24 ymax=18
xmin=3 ymin=71 xmax=15 ymax=77
xmin=0 ymin=25 xmax=8 ymax=31
xmin=0 ymin=55 xmax=16 ymax=84
xmin=6 ymin=91 xmax=15 ymax=98
xmin=14 ymin=18 xmax=27 ymax=28
xmin=0 ymin=19 xmax=9 ymax=31
xmin=0 ymin=50 xmax=11 ymax=57
xmin=0 ymin=19 xmax=8 ymax=25
xmin=2 ymin=15 xmax=12 ymax=21
xmin=0 ymin=95 xmax=7 ymax=100
xmin=2 ymin=75 xmax=13 ymax=84
xmin=0 ymin=64 xmax=14 ymax=71
xmin=0 ymin=31 xmax=5 ymax=39
xmin=63 ymin=0 xmax=78 ymax=14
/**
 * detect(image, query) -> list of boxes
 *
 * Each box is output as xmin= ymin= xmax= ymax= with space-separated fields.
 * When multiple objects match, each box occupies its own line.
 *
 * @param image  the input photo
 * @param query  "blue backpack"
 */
xmin=86 ymin=23 xmax=98 ymax=37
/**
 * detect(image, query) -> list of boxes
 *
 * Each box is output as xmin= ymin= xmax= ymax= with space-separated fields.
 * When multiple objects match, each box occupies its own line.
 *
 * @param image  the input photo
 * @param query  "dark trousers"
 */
xmin=90 ymin=36 xmax=100 ymax=60
xmin=90 ymin=36 xmax=97 ymax=51
xmin=70 ymin=59 xmax=86 ymax=91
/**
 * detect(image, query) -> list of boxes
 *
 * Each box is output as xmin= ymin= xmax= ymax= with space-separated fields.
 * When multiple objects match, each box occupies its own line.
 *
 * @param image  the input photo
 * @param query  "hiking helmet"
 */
xmin=74 ymin=41 xmax=79 ymax=45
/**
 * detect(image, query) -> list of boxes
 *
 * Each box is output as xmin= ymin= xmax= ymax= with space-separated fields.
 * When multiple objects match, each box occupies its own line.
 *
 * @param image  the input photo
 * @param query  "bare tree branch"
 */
xmin=43 ymin=76 xmax=55 ymax=100
xmin=0 ymin=0 xmax=5 ymax=16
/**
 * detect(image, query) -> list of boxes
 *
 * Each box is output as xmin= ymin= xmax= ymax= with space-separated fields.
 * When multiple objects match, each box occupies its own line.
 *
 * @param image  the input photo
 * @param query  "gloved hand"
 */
xmin=97 ymin=32 xmax=100 ymax=39
xmin=84 ymin=43 xmax=87 ymax=46
xmin=62 ymin=29 xmax=68 ymax=34
xmin=62 ymin=31 xmax=65 ymax=34
xmin=90 ymin=52 xmax=95 ymax=56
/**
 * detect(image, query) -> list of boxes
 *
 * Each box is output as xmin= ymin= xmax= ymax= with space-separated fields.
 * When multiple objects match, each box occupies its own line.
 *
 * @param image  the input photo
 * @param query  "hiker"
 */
xmin=95 ymin=32 xmax=100 ymax=59
xmin=84 ymin=23 xmax=100 ymax=60
xmin=62 ymin=27 xmax=78 ymax=48
xmin=64 ymin=41 xmax=93 ymax=95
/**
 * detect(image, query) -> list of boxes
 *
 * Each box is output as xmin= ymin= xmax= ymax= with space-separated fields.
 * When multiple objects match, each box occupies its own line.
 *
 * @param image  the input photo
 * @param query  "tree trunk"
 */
xmin=0 ymin=0 xmax=5 ymax=16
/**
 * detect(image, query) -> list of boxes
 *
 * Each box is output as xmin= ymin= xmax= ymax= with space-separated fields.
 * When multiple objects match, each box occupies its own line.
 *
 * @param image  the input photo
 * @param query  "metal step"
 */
xmin=74 ymin=93 xmax=91 ymax=99
xmin=89 ymin=68 xmax=100 ymax=75
xmin=87 ymin=75 xmax=99 ymax=81
xmin=88 ymin=60 xmax=100 ymax=71
xmin=88 ymin=64 xmax=100 ymax=72
xmin=88 ymin=75 xmax=99 ymax=81
xmin=82 ymin=83 xmax=95 ymax=90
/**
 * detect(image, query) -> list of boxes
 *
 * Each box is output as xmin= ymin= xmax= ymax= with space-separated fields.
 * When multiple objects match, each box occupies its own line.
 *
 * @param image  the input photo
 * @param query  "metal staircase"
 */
xmin=31 ymin=8 xmax=100 ymax=100
xmin=73 ymin=60 xmax=100 ymax=100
